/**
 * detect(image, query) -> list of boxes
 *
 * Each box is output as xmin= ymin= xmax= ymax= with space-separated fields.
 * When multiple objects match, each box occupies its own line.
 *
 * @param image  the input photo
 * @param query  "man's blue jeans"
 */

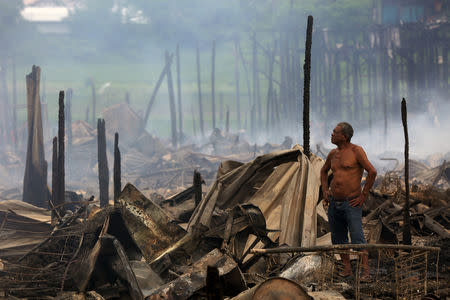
xmin=328 ymin=196 xmax=367 ymax=244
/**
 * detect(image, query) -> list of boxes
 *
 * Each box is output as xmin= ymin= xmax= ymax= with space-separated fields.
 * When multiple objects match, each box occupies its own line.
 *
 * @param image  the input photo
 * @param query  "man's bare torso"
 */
xmin=329 ymin=144 xmax=363 ymax=198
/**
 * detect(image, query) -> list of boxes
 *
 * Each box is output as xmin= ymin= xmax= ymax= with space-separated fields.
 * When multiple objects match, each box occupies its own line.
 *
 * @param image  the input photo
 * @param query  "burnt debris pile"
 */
xmin=0 ymin=144 xmax=449 ymax=299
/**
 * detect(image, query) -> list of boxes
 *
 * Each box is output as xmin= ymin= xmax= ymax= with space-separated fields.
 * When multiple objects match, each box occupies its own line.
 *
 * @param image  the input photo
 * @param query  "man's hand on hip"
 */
xmin=349 ymin=194 xmax=365 ymax=207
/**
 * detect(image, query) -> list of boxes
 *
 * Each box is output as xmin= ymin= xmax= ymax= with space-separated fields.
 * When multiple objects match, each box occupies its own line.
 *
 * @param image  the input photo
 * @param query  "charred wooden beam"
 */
xmin=194 ymin=169 xmax=203 ymax=207
xmin=302 ymin=16 xmax=313 ymax=158
xmin=401 ymin=98 xmax=411 ymax=245
xmin=51 ymin=136 xmax=61 ymax=222
xmin=97 ymin=118 xmax=109 ymax=207
xmin=23 ymin=66 xmax=48 ymax=208
xmin=57 ymin=91 xmax=65 ymax=211
xmin=114 ymin=132 xmax=121 ymax=205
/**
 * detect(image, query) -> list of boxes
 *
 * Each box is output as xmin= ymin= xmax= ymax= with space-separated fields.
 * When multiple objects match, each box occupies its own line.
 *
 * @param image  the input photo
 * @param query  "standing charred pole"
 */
xmin=176 ymin=44 xmax=183 ymax=142
xmin=193 ymin=169 xmax=202 ymax=207
xmin=401 ymin=98 xmax=411 ymax=245
xmin=66 ymin=88 xmax=73 ymax=155
xmin=51 ymin=137 xmax=60 ymax=221
xmin=234 ymin=38 xmax=241 ymax=130
xmin=166 ymin=51 xmax=178 ymax=148
xmin=302 ymin=16 xmax=313 ymax=158
xmin=211 ymin=40 xmax=216 ymax=130
xmin=114 ymin=132 xmax=121 ymax=205
xmin=57 ymin=91 xmax=65 ymax=211
xmin=23 ymin=66 xmax=48 ymax=208
xmin=196 ymin=44 xmax=205 ymax=137
xmin=97 ymin=119 xmax=109 ymax=207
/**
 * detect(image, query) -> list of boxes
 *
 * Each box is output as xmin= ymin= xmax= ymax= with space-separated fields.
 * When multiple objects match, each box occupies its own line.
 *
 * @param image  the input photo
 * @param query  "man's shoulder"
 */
xmin=350 ymin=143 xmax=364 ymax=152
xmin=350 ymin=144 xmax=369 ymax=158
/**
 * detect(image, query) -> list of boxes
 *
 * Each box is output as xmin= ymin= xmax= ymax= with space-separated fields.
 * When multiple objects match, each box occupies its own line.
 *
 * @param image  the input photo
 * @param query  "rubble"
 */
xmin=0 ymin=101 xmax=449 ymax=299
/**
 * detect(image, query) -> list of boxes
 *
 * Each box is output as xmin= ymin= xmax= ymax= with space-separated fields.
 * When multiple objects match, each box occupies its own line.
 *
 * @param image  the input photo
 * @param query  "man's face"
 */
xmin=331 ymin=125 xmax=346 ymax=145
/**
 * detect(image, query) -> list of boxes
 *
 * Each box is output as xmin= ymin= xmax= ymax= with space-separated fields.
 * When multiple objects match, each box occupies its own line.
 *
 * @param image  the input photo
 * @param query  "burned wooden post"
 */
xmin=23 ymin=65 xmax=48 ymax=208
xmin=51 ymin=137 xmax=61 ymax=222
xmin=401 ymin=98 xmax=411 ymax=245
xmin=206 ymin=265 xmax=224 ymax=300
xmin=302 ymin=16 xmax=313 ymax=158
xmin=234 ymin=38 xmax=241 ymax=130
xmin=57 ymin=91 xmax=65 ymax=211
xmin=211 ymin=40 xmax=216 ymax=130
xmin=196 ymin=44 xmax=205 ymax=137
xmin=166 ymin=51 xmax=178 ymax=148
xmin=66 ymin=88 xmax=73 ymax=155
xmin=143 ymin=53 xmax=174 ymax=131
xmin=85 ymin=106 xmax=89 ymax=123
xmin=176 ymin=44 xmax=183 ymax=142
xmin=97 ymin=118 xmax=109 ymax=207
xmin=193 ymin=169 xmax=202 ymax=207
xmin=114 ymin=132 xmax=121 ymax=205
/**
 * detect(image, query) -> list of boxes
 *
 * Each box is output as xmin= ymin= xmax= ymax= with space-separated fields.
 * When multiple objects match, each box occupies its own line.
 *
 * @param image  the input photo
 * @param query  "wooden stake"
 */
xmin=303 ymin=16 xmax=313 ymax=158
xmin=166 ymin=51 xmax=178 ymax=148
xmin=51 ymin=136 xmax=59 ymax=221
xmin=401 ymin=98 xmax=411 ymax=245
xmin=23 ymin=66 xmax=47 ymax=208
xmin=196 ymin=44 xmax=205 ymax=137
xmin=57 ymin=91 xmax=65 ymax=211
xmin=193 ymin=170 xmax=202 ymax=207
xmin=114 ymin=132 xmax=121 ymax=205
xmin=97 ymin=118 xmax=109 ymax=207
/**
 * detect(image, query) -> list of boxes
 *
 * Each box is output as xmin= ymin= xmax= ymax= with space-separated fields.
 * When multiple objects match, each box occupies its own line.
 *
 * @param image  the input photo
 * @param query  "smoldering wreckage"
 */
xmin=0 ymin=66 xmax=449 ymax=300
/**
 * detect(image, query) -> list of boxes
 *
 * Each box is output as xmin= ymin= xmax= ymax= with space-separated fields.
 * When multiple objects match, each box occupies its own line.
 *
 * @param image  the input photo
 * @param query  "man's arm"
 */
xmin=349 ymin=146 xmax=377 ymax=207
xmin=320 ymin=150 xmax=334 ymax=203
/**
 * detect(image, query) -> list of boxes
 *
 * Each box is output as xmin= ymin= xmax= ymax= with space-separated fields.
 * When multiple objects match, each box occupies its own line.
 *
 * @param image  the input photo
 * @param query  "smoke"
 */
xmin=313 ymin=90 xmax=450 ymax=172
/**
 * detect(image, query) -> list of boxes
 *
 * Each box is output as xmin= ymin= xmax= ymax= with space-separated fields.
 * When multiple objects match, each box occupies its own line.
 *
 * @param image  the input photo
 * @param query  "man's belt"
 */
xmin=331 ymin=194 xmax=360 ymax=202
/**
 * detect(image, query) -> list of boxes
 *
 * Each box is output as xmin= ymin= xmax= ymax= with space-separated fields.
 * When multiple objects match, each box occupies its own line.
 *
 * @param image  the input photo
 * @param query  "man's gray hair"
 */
xmin=337 ymin=122 xmax=353 ymax=141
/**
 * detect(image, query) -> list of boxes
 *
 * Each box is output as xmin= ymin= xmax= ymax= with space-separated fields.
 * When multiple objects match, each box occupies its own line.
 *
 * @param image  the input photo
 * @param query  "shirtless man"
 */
xmin=320 ymin=122 xmax=377 ymax=280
